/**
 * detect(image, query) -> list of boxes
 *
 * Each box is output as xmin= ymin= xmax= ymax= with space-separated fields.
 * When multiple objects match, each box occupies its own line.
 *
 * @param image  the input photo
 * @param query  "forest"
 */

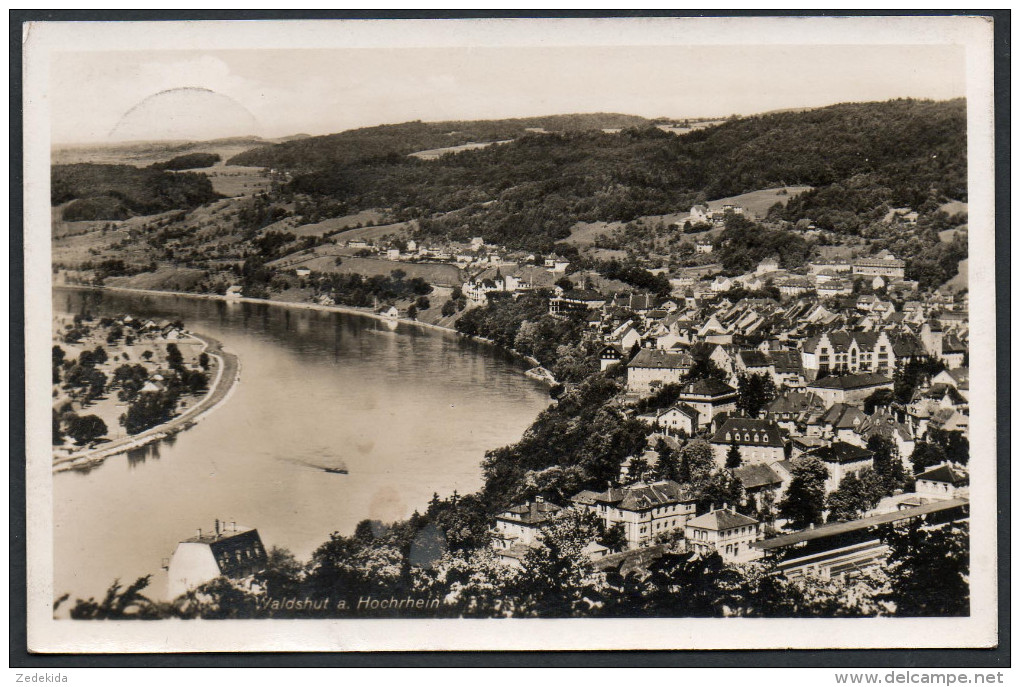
xmin=51 ymin=163 xmax=221 ymax=220
xmin=222 ymin=99 xmax=965 ymax=254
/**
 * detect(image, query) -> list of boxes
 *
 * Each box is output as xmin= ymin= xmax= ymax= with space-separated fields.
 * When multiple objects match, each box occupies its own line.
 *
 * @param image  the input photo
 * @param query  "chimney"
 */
xmin=231 ymin=521 xmax=237 ymax=532
xmin=196 ymin=528 xmax=202 ymax=538
xmin=215 ymin=519 xmax=220 ymax=536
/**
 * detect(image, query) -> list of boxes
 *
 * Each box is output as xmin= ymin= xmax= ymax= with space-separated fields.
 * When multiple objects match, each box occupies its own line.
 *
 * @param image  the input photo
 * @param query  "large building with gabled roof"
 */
xmin=685 ymin=506 xmax=762 ymax=562
xmin=571 ymin=480 xmax=697 ymax=549
xmin=710 ymin=417 xmax=786 ymax=467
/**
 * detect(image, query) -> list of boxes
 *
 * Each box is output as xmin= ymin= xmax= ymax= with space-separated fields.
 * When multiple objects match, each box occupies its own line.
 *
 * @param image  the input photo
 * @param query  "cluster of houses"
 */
xmin=488 ymin=254 xmax=971 ymax=578
xmin=668 ymin=251 xmax=917 ymax=303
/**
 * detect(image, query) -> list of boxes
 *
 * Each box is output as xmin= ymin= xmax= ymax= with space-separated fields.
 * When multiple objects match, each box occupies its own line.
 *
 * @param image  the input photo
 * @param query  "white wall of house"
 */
xmin=167 ymin=542 xmax=222 ymax=599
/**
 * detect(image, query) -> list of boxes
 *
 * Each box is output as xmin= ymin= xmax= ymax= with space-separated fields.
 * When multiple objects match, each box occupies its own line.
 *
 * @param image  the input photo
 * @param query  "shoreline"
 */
xmin=56 ymin=283 xmax=554 ymax=382
xmin=52 ymin=328 xmax=241 ymax=473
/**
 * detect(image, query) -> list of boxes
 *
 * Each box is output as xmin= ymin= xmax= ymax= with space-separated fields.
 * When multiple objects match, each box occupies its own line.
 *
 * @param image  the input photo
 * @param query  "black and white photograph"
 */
xmin=20 ymin=14 xmax=999 ymax=654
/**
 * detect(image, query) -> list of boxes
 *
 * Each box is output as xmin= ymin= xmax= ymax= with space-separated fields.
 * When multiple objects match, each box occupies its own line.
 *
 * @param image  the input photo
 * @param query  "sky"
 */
xmin=49 ymin=43 xmax=967 ymax=144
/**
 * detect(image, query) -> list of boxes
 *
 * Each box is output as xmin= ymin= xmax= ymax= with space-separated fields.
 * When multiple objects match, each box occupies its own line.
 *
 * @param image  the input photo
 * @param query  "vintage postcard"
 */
xmin=22 ymin=15 xmax=998 ymax=652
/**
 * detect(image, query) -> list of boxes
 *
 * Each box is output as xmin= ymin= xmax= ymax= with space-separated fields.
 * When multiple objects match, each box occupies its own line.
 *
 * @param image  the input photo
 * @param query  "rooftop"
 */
xmin=628 ymin=348 xmax=694 ymax=370
xmin=753 ymin=498 xmax=969 ymax=551
xmin=711 ymin=417 xmax=785 ymax=448
xmin=808 ymin=372 xmax=892 ymax=391
xmin=687 ymin=507 xmax=759 ymax=531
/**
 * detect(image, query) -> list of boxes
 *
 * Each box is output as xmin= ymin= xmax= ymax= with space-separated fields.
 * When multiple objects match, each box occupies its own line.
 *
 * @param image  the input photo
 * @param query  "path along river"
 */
xmin=53 ymin=288 xmax=551 ymax=601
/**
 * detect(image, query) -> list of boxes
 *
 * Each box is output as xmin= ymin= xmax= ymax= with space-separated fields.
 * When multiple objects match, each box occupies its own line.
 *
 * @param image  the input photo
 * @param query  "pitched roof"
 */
xmin=711 ymin=418 xmax=785 ymax=448
xmin=184 ymin=527 xmax=267 ymax=578
xmin=808 ymin=372 xmax=892 ymax=391
xmin=686 ymin=508 xmax=759 ymax=531
xmin=658 ymin=403 xmax=701 ymax=420
xmin=732 ymin=463 xmax=783 ymax=490
xmin=627 ymin=348 xmax=694 ymax=370
xmin=498 ymin=500 xmax=562 ymax=525
xmin=769 ymin=350 xmax=803 ymax=373
xmin=820 ymin=403 xmax=868 ymax=429
xmin=737 ymin=349 xmax=771 ymax=368
xmin=917 ymin=463 xmax=969 ymax=486
xmin=576 ymin=480 xmax=696 ymax=512
xmin=805 ymin=441 xmax=874 ymax=465
xmin=679 ymin=377 xmax=737 ymax=398
xmin=768 ymin=391 xmax=824 ymax=415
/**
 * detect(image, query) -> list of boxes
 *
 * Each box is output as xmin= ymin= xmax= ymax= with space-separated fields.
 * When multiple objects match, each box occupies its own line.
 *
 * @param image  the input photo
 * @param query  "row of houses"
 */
xmin=492 ymin=457 xmax=968 ymax=570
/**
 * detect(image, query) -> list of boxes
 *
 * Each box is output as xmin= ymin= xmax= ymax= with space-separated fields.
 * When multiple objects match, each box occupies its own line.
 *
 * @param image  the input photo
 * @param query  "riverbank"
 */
xmin=58 ymin=283 xmax=556 ymax=384
xmin=53 ymin=329 xmax=241 ymax=473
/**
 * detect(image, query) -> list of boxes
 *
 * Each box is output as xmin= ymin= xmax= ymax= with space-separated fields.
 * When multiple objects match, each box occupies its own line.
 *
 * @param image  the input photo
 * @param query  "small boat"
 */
xmin=323 ymin=466 xmax=348 ymax=474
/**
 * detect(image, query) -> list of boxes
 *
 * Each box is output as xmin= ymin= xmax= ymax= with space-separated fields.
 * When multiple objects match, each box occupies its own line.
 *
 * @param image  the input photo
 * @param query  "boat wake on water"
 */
xmin=278 ymin=455 xmax=349 ymax=475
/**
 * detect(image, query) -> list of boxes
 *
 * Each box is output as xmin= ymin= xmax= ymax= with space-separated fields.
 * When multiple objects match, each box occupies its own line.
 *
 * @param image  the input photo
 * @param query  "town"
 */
xmin=50 ymin=101 xmax=971 ymax=620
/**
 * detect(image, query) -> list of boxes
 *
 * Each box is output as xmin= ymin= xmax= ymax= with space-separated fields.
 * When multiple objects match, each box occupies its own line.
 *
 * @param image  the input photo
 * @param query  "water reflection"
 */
xmin=52 ymin=288 xmax=550 ymax=602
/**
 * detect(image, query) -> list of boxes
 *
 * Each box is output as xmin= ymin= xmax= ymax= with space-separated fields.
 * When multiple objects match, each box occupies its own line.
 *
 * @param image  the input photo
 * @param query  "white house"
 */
xmin=626 ymin=348 xmax=695 ymax=395
xmin=915 ymin=463 xmax=969 ymax=500
xmin=676 ymin=378 xmax=739 ymax=428
xmin=710 ymin=418 xmax=786 ymax=467
xmin=803 ymin=441 xmax=875 ymax=493
xmin=572 ymin=480 xmax=698 ymax=549
xmin=635 ymin=403 xmax=700 ymax=437
xmin=166 ymin=522 xmax=267 ymax=599
xmin=492 ymin=497 xmax=562 ymax=551
xmin=685 ymin=507 xmax=762 ymax=563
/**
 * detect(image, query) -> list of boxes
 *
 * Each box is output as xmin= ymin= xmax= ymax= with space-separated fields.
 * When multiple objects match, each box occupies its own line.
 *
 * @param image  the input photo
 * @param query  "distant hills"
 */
xmin=236 ymin=99 xmax=966 ymax=252
xmin=226 ymin=113 xmax=651 ymax=169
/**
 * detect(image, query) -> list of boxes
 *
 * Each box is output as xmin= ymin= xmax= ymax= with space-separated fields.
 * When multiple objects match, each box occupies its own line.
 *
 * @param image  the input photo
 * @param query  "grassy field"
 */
xmin=103 ymin=267 xmax=209 ymax=292
xmin=269 ymin=249 xmax=464 ymax=286
xmin=564 ymin=185 xmax=813 ymax=247
xmin=702 ymin=186 xmax=814 ymax=216
xmin=939 ymin=226 xmax=968 ymax=243
xmin=265 ymin=210 xmax=395 ymax=238
xmin=204 ymin=166 xmax=275 ymax=197
xmin=409 ymin=140 xmax=510 ymax=160
xmin=329 ymin=220 xmax=417 ymax=243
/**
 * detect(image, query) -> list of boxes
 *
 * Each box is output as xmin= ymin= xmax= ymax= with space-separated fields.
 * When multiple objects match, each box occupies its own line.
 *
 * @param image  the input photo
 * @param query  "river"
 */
xmin=52 ymin=288 xmax=551 ymax=602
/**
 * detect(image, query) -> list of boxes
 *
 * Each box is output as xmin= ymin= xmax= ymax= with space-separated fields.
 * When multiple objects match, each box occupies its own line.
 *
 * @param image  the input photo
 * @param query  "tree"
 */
xmin=406 ymin=305 xmax=418 ymax=320
xmin=598 ymin=522 xmax=628 ymax=553
xmin=142 ymin=350 xmax=154 ymax=362
xmin=66 ymin=414 xmax=108 ymax=445
xmin=725 ymin=441 xmax=743 ymax=469
xmin=166 ymin=343 xmax=184 ymax=369
xmin=825 ymin=468 xmax=884 ymax=522
xmin=910 ymin=441 xmax=947 ymax=474
xmin=441 ymin=299 xmax=456 ymax=317
xmin=863 ymin=388 xmax=896 ymax=414
xmin=778 ymin=457 xmax=829 ymax=529
xmin=415 ymin=295 xmax=431 ymax=311
xmin=91 ymin=346 xmax=109 ymax=365
xmin=52 ymin=409 xmax=65 ymax=445
xmin=695 ymin=470 xmax=744 ymax=515
xmin=926 ymin=428 xmax=969 ymax=466
xmin=651 ymin=439 xmax=682 ymax=482
xmin=198 ymin=352 xmax=210 ymax=370
xmin=736 ymin=373 xmax=778 ymax=418
xmin=678 ymin=439 xmax=716 ymax=485
xmin=882 ymin=521 xmax=969 ymax=616
xmin=625 ymin=454 xmax=650 ymax=483
xmin=866 ymin=434 xmax=905 ymax=494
